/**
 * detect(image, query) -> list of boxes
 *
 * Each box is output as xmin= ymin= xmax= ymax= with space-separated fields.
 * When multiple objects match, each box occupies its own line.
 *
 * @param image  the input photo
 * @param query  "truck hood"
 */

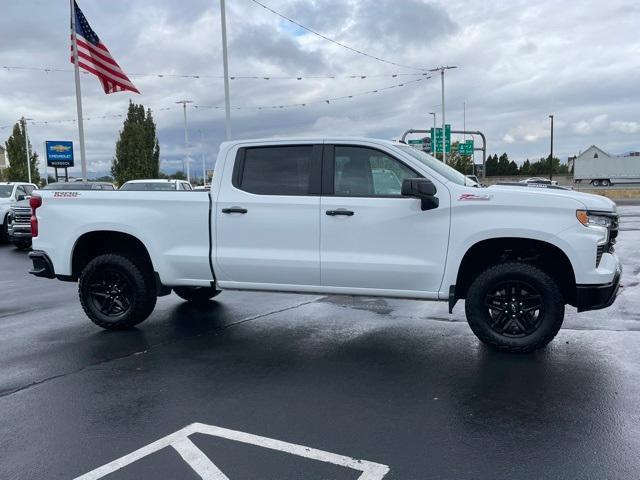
xmin=487 ymin=184 xmax=616 ymax=212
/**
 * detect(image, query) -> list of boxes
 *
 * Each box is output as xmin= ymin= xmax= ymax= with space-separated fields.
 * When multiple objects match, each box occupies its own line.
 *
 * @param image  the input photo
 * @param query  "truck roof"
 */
xmin=220 ymin=137 xmax=401 ymax=148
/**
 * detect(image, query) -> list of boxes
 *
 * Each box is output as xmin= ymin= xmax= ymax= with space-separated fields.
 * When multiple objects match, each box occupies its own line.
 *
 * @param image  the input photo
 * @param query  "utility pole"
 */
xmin=23 ymin=117 xmax=33 ymax=184
xmin=220 ymin=0 xmax=232 ymax=140
xmin=176 ymin=100 xmax=193 ymax=183
xmin=431 ymin=66 xmax=456 ymax=164
xmin=549 ymin=114 xmax=554 ymax=181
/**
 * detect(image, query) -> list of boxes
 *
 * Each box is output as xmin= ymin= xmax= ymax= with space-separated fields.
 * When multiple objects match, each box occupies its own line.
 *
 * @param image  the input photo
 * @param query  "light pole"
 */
xmin=220 ymin=0 xmax=232 ymax=140
xmin=431 ymin=66 xmax=456 ymax=163
xmin=429 ymin=112 xmax=436 ymax=130
xmin=23 ymin=117 xmax=33 ymax=184
xmin=200 ymin=130 xmax=207 ymax=186
xmin=549 ymin=114 xmax=554 ymax=181
xmin=176 ymin=100 xmax=193 ymax=183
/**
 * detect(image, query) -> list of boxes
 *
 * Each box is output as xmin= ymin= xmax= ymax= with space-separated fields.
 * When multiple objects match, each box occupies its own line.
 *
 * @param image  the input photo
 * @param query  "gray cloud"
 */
xmin=1 ymin=0 xmax=639 ymax=178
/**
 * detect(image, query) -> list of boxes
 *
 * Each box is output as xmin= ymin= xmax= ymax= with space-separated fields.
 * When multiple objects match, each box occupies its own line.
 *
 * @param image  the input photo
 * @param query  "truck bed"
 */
xmin=33 ymin=190 xmax=214 ymax=286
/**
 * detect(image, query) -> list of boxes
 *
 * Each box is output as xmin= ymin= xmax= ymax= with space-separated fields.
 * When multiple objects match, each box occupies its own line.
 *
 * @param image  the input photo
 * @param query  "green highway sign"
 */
xmin=430 ymin=124 xmax=451 ymax=153
xmin=407 ymin=139 xmax=423 ymax=145
xmin=458 ymin=139 xmax=474 ymax=155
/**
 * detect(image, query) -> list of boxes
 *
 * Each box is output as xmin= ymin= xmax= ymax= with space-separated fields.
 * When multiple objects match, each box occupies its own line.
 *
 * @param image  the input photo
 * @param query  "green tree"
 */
xmin=496 ymin=153 xmax=510 ymax=175
xmin=520 ymin=159 xmax=531 ymax=176
xmin=4 ymin=118 xmax=40 ymax=184
xmin=449 ymin=141 xmax=474 ymax=175
xmin=170 ymin=170 xmax=186 ymax=180
xmin=485 ymin=154 xmax=498 ymax=176
xmin=111 ymin=101 xmax=160 ymax=184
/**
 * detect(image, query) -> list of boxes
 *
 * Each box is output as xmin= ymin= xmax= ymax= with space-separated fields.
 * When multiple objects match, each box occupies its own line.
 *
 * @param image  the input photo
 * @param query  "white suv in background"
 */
xmin=0 ymin=182 xmax=38 ymax=241
xmin=119 ymin=179 xmax=193 ymax=191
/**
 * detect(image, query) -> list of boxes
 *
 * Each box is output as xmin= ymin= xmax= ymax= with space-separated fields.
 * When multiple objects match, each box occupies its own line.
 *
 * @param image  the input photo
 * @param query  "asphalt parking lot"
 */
xmin=1 ymin=204 xmax=640 ymax=480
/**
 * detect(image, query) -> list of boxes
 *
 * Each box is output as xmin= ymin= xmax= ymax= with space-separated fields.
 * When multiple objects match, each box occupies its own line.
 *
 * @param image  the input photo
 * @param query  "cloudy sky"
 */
xmin=1 ymin=0 xmax=639 ymax=177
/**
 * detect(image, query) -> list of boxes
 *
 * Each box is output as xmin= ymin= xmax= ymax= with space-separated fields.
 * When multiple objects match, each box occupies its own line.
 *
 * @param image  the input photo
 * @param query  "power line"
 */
xmin=1 ymin=64 xmax=429 ymax=81
xmin=194 ymin=77 xmax=428 ymax=110
xmin=249 ymin=0 xmax=427 ymax=72
xmin=0 ymin=77 xmax=428 ymax=129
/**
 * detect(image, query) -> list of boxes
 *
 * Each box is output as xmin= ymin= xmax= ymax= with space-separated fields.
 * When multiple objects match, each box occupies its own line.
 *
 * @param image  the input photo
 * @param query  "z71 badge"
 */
xmin=458 ymin=193 xmax=492 ymax=201
xmin=53 ymin=191 xmax=80 ymax=198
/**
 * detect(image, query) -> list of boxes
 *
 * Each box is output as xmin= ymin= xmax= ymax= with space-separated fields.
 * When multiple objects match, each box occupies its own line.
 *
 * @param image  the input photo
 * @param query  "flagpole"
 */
xmin=220 ymin=0 xmax=232 ymax=140
xmin=70 ymin=0 xmax=88 ymax=181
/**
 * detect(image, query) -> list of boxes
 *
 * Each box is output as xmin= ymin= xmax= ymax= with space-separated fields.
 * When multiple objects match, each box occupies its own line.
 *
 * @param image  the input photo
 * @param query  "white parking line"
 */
xmin=74 ymin=422 xmax=390 ymax=480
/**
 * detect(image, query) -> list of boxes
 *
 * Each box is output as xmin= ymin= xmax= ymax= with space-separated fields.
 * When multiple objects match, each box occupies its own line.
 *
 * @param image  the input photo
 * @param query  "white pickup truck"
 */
xmin=28 ymin=138 xmax=622 ymax=352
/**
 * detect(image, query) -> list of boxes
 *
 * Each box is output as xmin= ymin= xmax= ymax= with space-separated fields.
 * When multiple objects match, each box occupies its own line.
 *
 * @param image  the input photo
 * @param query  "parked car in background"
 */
xmin=119 ymin=179 xmax=193 ymax=191
xmin=465 ymin=175 xmax=483 ymax=186
xmin=0 ymin=182 xmax=38 ymax=242
xmin=519 ymin=177 xmax=559 ymax=186
xmin=5 ymin=182 xmax=115 ymax=250
xmin=7 ymin=198 xmax=32 ymax=250
xmin=41 ymin=181 xmax=116 ymax=191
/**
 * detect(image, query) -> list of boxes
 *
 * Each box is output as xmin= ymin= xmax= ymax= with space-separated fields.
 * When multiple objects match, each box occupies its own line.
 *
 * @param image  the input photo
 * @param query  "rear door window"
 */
xmin=237 ymin=146 xmax=314 ymax=195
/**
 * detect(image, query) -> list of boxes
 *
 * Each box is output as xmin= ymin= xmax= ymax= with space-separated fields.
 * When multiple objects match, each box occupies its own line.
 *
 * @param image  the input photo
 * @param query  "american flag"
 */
xmin=70 ymin=1 xmax=140 ymax=94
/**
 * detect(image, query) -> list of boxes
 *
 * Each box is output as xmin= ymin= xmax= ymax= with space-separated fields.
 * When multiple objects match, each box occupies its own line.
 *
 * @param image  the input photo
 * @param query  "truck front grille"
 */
xmin=11 ymin=207 xmax=32 ymax=224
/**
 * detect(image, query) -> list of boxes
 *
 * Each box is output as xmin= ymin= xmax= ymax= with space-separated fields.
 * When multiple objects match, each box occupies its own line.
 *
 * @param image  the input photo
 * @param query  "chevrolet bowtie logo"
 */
xmin=50 ymin=145 xmax=71 ymax=153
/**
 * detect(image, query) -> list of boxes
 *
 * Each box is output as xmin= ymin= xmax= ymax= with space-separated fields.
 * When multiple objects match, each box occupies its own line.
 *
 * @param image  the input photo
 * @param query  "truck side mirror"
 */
xmin=402 ymin=178 xmax=439 ymax=211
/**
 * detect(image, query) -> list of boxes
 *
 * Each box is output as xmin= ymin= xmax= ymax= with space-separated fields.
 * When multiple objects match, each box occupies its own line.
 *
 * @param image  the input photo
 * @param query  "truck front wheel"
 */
xmin=79 ymin=254 xmax=157 ymax=330
xmin=465 ymin=262 xmax=564 ymax=353
xmin=173 ymin=286 xmax=220 ymax=303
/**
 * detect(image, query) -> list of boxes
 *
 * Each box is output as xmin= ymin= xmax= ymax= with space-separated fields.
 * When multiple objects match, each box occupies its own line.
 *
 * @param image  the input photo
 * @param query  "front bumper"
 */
xmin=7 ymin=220 xmax=32 ymax=240
xmin=28 ymin=250 xmax=56 ymax=279
xmin=575 ymin=264 xmax=622 ymax=312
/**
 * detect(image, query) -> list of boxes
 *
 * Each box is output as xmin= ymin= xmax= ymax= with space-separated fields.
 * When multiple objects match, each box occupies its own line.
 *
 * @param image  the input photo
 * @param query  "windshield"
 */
xmin=0 ymin=185 xmax=13 ymax=198
xmin=120 ymin=182 xmax=176 ymax=191
xmin=395 ymin=145 xmax=478 ymax=187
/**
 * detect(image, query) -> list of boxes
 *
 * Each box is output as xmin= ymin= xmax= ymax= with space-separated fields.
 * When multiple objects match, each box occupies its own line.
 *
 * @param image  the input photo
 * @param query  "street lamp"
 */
xmin=429 ymin=112 xmax=436 ymax=130
xmin=176 ymin=100 xmax=193 ymax=183
xmin=549 ymin=115 xmax=554 ymax=181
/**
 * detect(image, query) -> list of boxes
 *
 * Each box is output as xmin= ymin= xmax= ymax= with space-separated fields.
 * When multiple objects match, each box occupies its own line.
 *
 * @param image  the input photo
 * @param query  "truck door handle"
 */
xmin=326 ymin=209 xmax=354 ymax=216
xmin=222 ymin=207 xmax=248 ymax=214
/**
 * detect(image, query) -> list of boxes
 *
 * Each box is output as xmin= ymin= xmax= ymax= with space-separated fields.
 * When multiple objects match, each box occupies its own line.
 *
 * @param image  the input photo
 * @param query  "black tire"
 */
xmin=14 ymin=241 xmax=31 ymax=251
xmin=465 ymin=262 xmax=564 ymax=353
xmin=174 ymin=286 xmax=220 ymax=303
xmin=601 ymin=179 xmax=610 ymax=187
xmin=592 ymin=179 xmax=600 ymax=187
xmin=0 ymin=216 xmax=8 ymax=243
xmin=79 ymin=254 xmax=157 ymax=330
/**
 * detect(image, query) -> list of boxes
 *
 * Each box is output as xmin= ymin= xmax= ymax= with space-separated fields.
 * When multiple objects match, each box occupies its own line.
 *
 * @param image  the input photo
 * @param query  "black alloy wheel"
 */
xmin=87 ymin=268 xmax=133 ymax=318
xmin=485 ymin=280 xmax=544 ymax=337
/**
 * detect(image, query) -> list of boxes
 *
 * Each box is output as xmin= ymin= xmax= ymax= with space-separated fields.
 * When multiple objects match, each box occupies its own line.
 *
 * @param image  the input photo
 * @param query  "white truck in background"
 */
xmin=28 ymin=138 xmax=622 ymax=353
xmin=573 ymin=145 xmax=640 ymax=187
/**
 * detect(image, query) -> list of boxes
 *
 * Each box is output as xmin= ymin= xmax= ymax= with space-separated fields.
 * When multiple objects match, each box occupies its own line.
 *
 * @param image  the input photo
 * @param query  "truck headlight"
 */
xmin=576 ymin=210 xmax=610 ymax=245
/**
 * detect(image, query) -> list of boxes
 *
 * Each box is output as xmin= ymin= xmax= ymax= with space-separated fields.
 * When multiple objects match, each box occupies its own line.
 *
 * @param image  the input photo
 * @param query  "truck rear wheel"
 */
xmin=174 ymin=286 xmax=220 ymax=303
xmin=465 ymin=262 xmax=564 ymax=353
xmin=79 ymin=254 xmax=157 ymax=330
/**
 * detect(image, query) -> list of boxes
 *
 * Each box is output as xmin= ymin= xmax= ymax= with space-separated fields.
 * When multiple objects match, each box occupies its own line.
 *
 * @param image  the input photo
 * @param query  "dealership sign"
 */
xmin=46 ymin=141 xmax=74 ymax=168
